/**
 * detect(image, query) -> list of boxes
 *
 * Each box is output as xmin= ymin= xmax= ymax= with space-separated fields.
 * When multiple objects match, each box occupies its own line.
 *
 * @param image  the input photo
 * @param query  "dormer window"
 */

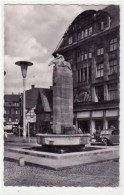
xmin=84 ymin=29 xmax=88 ymax=37
xmin=89 ymin=27 xmax=92 ymax=35
xmin=69 ymin=36 xmax=72 ymax=45
xmin=77 ymin=32 xmax=81 ymax=41
xmin=81 ymin=31 xmax=84 ymax=38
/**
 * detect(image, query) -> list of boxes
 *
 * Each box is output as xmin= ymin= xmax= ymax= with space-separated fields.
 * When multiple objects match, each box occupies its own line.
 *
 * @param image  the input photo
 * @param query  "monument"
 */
xmin=49 ymin=53 xmax=73 ymax=134
xmin=36 ymin=54 xmax=90 ymax=152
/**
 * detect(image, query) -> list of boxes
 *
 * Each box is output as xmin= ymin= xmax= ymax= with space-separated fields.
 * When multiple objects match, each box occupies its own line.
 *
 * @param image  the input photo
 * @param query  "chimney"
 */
xmin=31 ymin=85 xmax=35 ymax=89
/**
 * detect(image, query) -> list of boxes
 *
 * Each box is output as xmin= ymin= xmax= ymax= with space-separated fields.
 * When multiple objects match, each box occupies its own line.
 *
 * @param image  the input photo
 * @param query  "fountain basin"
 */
xmin=36 ymin=133 xmax=90 ymax=146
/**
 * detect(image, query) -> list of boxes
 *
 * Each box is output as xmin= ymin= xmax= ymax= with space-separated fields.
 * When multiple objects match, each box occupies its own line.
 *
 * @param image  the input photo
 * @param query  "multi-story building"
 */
xmin=53 ymin=5 xmax=120 ymax=134
xmin=4 ymin=94 xmax=21 ymax=130
xmin=24 ymin=85 xmax=40 ymax=135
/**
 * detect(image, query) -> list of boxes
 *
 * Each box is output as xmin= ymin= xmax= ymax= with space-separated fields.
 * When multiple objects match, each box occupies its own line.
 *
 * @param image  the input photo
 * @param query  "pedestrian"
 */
xmin=92 ymin=128 xmax=96 ymax=138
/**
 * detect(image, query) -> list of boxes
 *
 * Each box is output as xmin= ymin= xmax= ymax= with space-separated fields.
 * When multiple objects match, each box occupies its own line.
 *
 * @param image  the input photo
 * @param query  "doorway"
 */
xmin=78 ymin=120 xmax=90 ymax=133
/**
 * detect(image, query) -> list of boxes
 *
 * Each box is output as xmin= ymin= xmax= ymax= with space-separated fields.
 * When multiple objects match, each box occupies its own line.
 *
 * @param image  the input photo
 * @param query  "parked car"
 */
xmin=90 ymin=129 xmax=119 ymax=146
xmin=100 ymin=129 xmax=119 ymax=146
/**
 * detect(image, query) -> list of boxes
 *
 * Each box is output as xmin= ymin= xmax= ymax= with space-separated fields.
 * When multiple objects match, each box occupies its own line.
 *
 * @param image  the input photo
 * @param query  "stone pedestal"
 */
xmin=52 ymin=66 xmax=73 ymax=134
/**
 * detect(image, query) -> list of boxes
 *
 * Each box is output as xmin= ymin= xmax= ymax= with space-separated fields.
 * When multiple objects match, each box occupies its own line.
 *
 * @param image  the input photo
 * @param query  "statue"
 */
xmin=48 ymin=53 xmax=71 ymax=70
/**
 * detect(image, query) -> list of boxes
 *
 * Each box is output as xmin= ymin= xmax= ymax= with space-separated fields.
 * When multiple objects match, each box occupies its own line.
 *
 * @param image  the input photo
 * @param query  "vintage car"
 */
xmin=100 ymin=129 xmax=119 ymax=146
xmin=91 ymin=129 xmax=119 ymax=146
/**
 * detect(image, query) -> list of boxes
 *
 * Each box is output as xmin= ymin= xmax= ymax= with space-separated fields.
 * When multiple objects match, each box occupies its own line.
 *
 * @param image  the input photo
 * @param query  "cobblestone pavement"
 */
xmin=4 ymin=159 xmax=119 ymax=187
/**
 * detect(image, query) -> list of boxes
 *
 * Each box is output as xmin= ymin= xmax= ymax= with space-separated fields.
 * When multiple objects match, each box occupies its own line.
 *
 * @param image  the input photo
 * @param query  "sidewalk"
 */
xmin=4 ymin=134 xmax=39 ymax=149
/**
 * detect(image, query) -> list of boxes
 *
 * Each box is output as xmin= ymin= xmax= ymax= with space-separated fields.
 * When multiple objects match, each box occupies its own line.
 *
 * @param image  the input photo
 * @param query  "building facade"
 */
xmin=4 ymin=94 xmax=21 ymax=130
xmin=53 ymin=5 xmax=120 ymax=134
xmin=35 ymin=88 xmax=53 ymax=134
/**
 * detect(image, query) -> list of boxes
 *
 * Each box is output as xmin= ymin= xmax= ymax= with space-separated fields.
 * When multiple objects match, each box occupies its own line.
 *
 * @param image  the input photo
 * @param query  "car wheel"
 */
xmin=102 ymin=138 xmax=109 ymax=146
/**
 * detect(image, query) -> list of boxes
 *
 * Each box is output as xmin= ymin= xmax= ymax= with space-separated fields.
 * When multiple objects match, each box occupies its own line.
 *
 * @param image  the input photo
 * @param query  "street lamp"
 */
xmin=15 ymin=61 xmax=33 ymax=142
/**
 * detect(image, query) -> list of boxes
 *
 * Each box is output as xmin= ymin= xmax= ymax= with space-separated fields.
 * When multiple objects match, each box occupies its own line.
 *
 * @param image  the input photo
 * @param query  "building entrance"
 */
xmin=78 ymin=120 xmax=90 ymax=133
xmin=95 ymin=120 xmax=103 ymax=133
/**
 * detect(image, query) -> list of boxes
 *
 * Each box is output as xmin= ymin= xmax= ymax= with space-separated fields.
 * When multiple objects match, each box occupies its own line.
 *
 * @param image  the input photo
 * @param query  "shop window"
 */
xmin=108 ymin=84 xmax=118 ymax=100
xmin=108 ymin=119 xmax=118 ymax=129
xmin=97 ymin=47 xmax=104 ymax=56
xmin=69 ymin=36 xmax=73 ymax=45
xmin=110 ymin=38 xmax=118 ymax=51
xmin=95 ymin=120 xmax=103 ymax=132
xmin=95 ymin=86 xmax=104 ymax=102
xmin=109 ymin=59 xmax=117 ymax=74
xmin=96 ymin=63 xmax=104 ymax=77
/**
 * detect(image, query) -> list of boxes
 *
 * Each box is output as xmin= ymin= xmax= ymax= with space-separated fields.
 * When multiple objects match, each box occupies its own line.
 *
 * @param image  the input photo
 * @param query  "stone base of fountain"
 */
xmin=36 ymin=133 xmax=91 ymax=153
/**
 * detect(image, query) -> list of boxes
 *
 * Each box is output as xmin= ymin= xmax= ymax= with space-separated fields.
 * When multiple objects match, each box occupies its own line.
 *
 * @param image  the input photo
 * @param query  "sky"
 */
xmin=4 ymin=4 xmax=107 ymax=94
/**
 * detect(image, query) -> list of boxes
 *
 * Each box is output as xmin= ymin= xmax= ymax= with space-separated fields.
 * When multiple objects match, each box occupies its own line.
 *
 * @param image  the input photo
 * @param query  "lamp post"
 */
xmin=15 ymin=61 xmax=33 ymax=142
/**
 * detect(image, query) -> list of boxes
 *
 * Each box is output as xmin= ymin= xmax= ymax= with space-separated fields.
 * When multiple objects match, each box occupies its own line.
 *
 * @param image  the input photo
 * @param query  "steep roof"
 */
xmin=26 ymin=87 xmax=40 ymax=110
xmin=38 ymin=88 xmax=53 ymax=112
xmin=26 ymin=87 xmax=52 ymax=112
xmin=103 ymin=5 xmax=120 ymax=29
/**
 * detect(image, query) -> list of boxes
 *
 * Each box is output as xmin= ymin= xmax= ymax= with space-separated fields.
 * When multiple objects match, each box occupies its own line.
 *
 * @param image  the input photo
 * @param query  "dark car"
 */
xmin=100 ymin=129 xmax=119 ymax=146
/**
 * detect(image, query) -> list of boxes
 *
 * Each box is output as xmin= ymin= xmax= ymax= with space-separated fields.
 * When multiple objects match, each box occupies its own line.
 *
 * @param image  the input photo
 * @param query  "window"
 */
xmin=9 ymin=118 xmax=11 ymax=122
xmin=84 ymin=67 xmax=87 ymax=82
xmin=84 ymin=50 xmax=88 ymax=60
xmin=110 ymin=38 xmax=118 ymax=51
xmin=77 ymin=51 xmax=81 ymax=62
xmin=15 ymin=110 xmax=18 ymax=114
xmin=96 ymin=63 xmax=104 ymax=77
xmin=84 ymin=29 xmax=88 ymax=37
xmin=97 ymin=48 xmax=104 ymax=56
xmin=101 ymin=21 xmax=104 ymax=30
xmin=69 ymin=36 xmax=73 ymax=45
xmin=77 ymin=32 xmax=81 ymax=40
xmin=81 ymin=31 xmax=84 ymax=39
xmin=81 ymin=68 xmax=83 ymax=82
xmin=9 ymin=109 xmax=11 ymax=114
xmin=95 ymin=86 xmax=104 ymax=102
xmin=78 ymin=69 xmax=81 ymax=83
xmin=109 ymin=59 xmax=117 ymax=74
xmin=108 ymin=84 xmax=118 ymax=100
xmin=88 ymin=48 xmax=92 ymax=59
xmin=101 ymin=17 xmax=111 ymax=30
xmin=89 ymin=66 xmax=91 ymax=81
xmin=89 ymin=27 xmax=92 ymax=35
xmin=81 ymin=51 xmax=83 ymax=61
xmin=15 ymin=118 xmax=18 ymax=122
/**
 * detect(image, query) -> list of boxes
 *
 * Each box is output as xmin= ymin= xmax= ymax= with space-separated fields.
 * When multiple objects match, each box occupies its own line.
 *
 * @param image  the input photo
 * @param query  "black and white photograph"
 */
xmin=2 ymin=1 xmax=123 ymax=194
